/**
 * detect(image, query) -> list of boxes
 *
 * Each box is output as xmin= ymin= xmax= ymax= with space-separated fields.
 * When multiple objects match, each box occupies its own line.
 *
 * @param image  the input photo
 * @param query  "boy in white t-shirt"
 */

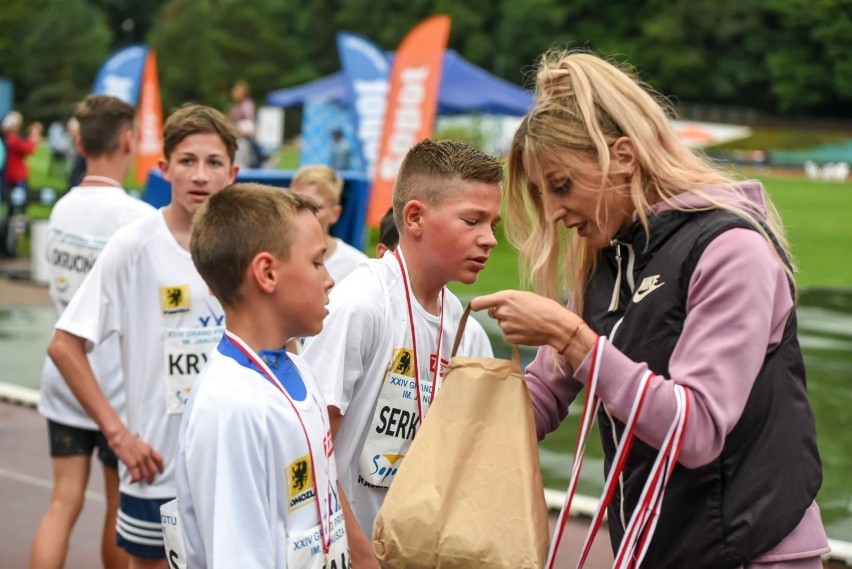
xmin=291 ymin=164 xmax=367 ymax=284
xmin=301 ymin=139 xmax=503 ymax=539
xmin=32 ymin=94 xmax=155 ymax=569
xmin=175 ymin=183 xmax=369 ymax=567
xmin=375 ymin=205 xmax=493 ymax=357
xmin=47 ymin=104 xmax=238 ymax=566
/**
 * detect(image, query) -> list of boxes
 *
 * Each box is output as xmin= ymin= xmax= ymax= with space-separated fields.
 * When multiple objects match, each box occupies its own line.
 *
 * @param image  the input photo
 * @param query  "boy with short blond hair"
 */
xmin=291 ymin=164 xmax=367 ymax=284
xmin=301 ymin=139 xmax=503 ymax=538
xmin=48 ymin=104 xmax=238 ymax=566
xmin=173 ymin=183 xmax=361 ymax=567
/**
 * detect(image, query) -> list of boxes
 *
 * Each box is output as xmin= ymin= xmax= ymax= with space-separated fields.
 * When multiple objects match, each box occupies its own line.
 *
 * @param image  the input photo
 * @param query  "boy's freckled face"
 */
xmin=275 ymin=211 xmax=334 ymax=338
xmin=421 ymin=180 xmax=502 ymax=285
xmin=160 ymin=132 xmax=238 ymax=219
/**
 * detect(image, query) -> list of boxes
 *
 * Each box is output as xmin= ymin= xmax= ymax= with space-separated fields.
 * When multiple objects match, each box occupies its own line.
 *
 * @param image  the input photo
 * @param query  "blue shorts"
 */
xmin=116 ymin=493 xmax=171 ymax=558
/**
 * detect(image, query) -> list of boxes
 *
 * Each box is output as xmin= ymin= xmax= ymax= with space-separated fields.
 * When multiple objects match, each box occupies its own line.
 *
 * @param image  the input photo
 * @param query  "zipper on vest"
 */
xmin=604 ymin=241 xmax=636 ymax=530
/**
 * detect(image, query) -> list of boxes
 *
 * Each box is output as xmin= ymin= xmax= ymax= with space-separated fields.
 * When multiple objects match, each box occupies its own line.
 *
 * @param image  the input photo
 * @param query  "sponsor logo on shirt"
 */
xmin=159 ymin=285 xmax=191 ymax=316
xmin=55 ymin=276 xmax=70 ymax=295
xmin=369 ymin=453 xmax=405 ymax=483
xmin=429 ymin=353 xmax=449 ymax=376
xmin=390 ymin=348 xmax=414 ymax=378
xmin=287 ymin=454 xmax=316 ymax=511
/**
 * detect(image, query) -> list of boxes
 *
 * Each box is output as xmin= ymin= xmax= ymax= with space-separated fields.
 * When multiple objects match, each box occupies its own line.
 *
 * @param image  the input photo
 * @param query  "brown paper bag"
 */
xmin=372 ymin=306 xmax=549 ymax=568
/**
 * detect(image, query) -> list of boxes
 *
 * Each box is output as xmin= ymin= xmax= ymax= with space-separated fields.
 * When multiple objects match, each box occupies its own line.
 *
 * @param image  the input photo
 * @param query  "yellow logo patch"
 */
xmin=287 ymin=454 xmax=316 ymax=511
xmin=389 ymin=348 xmax=415 ymax=378
xmin=159 ymin=285 xmax=191 ymax=316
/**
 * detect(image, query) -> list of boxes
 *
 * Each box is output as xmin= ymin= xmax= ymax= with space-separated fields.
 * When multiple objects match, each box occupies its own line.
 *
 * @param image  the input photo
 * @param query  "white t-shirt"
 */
xmin=301 ymin=248 xmax=493 ymax=536
xmin=177 ymin=332 xmax=348 ymax=568
xmin=326 ymin=237 xmax=367 ymax=285
xmin=38 ymin=185 xmax=155 ymax=430
xmin=55 ymin=211 xmax=225 ymax=499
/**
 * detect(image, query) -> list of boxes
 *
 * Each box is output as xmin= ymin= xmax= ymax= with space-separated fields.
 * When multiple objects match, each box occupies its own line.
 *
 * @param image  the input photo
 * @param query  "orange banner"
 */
xmin=134 ymin=50 xmax=164 ymax=185
xmin=367 ymin=14 xmax=451 ymax=226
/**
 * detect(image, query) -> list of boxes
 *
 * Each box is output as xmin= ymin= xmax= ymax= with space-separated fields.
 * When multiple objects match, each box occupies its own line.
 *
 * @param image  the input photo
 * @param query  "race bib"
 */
xmin=160 ymin=498 xmax=187 ymax=569
xmin=358 ymin=347 xmax=432 ymax=487
xmin=286 ymin=509 xmax=350 ymax=569
xmin=46 ymin=229 xmax=106 ymax=304
xmin=163 ymin=326 xmax=224 ymax=414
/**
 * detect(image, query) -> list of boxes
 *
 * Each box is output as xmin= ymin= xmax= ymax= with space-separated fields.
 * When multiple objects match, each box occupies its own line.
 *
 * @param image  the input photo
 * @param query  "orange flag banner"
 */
xmin=367 ymin=14 xmax=451 ymax=226
xmin=134 ymin=50 xmax=164 ymax=186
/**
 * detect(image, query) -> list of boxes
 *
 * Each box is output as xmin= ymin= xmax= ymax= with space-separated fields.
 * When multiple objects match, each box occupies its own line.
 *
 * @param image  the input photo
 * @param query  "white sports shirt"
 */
xmin=38 ymin=185 xmax=155 ymax=430
xmin=177 ymin=333 xmax=348 ymax=568
xmin=301 ymin=248 xmax=493 ymax=536
xmin=326 ymin=237 xmax=368 ymax=285
xmin=55 ymin=211 xmax=225 ymax=498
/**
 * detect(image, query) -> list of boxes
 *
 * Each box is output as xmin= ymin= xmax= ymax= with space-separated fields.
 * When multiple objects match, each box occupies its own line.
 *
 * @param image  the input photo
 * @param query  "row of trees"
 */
xmin=2 ymin=0 xmax=851 ymax=125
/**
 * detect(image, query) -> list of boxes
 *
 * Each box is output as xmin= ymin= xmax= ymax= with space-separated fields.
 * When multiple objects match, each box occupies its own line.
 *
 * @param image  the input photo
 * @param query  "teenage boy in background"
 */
xmin=33 ymin=94 xmax=155 ymax=569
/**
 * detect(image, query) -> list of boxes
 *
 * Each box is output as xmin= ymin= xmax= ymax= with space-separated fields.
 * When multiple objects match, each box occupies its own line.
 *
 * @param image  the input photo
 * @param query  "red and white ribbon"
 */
xmin=545 ymin=335 xmax=691 ymax=569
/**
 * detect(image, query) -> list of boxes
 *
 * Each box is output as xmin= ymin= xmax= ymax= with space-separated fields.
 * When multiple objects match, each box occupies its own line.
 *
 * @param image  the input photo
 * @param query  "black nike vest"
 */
xmin=582 ymin=210 xmax=822 ymax=568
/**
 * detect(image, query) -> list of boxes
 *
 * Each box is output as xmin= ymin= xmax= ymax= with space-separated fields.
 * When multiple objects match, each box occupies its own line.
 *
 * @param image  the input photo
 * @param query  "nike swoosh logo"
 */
xmin=632 ymin=282 xmax=665 ymax=303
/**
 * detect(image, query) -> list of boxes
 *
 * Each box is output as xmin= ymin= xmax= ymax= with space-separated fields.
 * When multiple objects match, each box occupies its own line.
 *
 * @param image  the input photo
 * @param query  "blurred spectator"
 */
xmin=228 ymin=79 xmax=255 ymax=129
xmin=2 ymin=111 xmax=43 ymax=190
xmin=330 ymin=128 xmax=352 ymax=171
xmin=48 ymin=119 xmax=71 ymax=175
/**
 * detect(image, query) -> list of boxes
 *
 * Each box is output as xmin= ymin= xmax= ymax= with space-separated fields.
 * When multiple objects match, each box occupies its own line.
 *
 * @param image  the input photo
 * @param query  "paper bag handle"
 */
xmin=453 ymin=303 xmax=521 ymax=366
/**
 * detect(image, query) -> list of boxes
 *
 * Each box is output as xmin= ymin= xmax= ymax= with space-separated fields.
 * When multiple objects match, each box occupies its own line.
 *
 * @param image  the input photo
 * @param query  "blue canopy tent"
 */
xmin=202 ymin=49 xmax=532 ymax=250
xmin=266 ymin=50 xmax=534 ymax=115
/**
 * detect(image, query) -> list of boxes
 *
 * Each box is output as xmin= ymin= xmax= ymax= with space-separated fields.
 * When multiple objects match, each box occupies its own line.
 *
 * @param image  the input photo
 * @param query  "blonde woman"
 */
xmin=473 ymin=51 xmax=828 ymax=568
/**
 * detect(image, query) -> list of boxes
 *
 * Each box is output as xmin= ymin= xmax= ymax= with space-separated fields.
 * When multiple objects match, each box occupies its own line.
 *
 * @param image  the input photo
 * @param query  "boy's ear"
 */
xmin=609 ymin=136 xmax=637 ymax=177
xmin=329 ymin=203 xmax=342 ymax=225
xmin=121 ymin=128 xmax=134 ymax=154
xmin=158 ymin=157 xmax=170 ymax=179
xmin=250 ymin=252 xmax=278 ymax=294
xmin=401 ymin=200 xmax=426 ymax=238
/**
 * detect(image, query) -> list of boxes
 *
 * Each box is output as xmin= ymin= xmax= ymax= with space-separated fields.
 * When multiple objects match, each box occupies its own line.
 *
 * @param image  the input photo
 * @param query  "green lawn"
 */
xmin=759 ymin=176 xmax=852 ymax=288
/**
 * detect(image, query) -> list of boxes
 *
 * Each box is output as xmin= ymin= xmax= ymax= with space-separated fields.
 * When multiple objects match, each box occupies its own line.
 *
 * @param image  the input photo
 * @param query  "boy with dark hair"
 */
xmin=47 ymin=104 xmax=238 ymax=567
xmin=174 ymin=183 xmax=356 ymax=567
xmin=33 ymin=94 xmax=155 ymax=569
xmin=302 ymin=139 xmax=502 ymax=538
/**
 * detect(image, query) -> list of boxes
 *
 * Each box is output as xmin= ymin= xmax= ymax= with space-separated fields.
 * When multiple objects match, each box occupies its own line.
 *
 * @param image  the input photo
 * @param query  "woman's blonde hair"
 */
xmin=507 ymin=50 xmax=795 ymax=313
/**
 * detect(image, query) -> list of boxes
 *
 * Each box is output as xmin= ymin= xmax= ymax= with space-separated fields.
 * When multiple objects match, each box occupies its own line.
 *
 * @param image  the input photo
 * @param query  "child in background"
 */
xmin=33 ymin=94 xmax=155 ymax=569
xmin=291 ymin=165 xmax=368 ymax=284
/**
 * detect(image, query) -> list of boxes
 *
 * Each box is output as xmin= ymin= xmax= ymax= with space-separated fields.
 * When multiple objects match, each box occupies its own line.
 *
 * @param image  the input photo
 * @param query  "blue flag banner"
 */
xmin=336 ymin=32 xmax=390 ymax=180
xmin=92 ymin=44 xmax=148 ymax=106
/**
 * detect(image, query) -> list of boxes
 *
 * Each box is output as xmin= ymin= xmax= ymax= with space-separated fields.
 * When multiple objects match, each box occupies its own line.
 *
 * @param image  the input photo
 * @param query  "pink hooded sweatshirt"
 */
xmin=525 ymin=182 xmax=829 ymax=566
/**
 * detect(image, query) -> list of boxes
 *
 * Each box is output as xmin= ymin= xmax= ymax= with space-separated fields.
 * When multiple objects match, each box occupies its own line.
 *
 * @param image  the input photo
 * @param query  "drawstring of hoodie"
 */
xmin=608 ymin=242 xmax=623 ymax=312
